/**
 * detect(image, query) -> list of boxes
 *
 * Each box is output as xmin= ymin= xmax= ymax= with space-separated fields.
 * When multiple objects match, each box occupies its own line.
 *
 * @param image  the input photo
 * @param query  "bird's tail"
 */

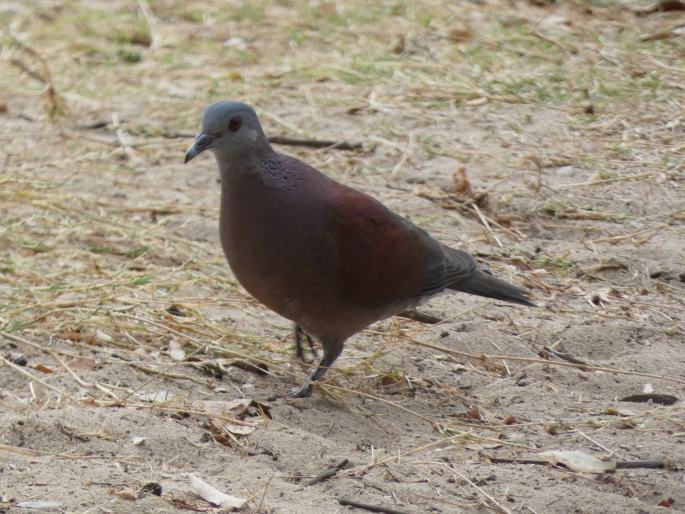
xmin=448 ymin=269 xmax=536 ymax=307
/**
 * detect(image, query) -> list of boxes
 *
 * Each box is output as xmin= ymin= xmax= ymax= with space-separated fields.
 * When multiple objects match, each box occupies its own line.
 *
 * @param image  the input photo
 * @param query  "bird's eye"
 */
xmin=228 ymin=116 xmax=242 ymax=132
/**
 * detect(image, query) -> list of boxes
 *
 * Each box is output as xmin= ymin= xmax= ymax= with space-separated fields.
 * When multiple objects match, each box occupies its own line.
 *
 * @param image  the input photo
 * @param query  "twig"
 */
xmin=338 ymin=498 xmax=411 ymax=514
xmin=130 ymin=363 xmax=207 ymax=385
xmin=48 ymin=349 xmax=93 ymax=388
xmin=415 ymin=460 xmax=513 ymax=514
xmin=556 ymin=173 xmax=651 ymax=189
xmin=620 ymin=393 xmax=679 ymax=406
xmin=577 ymin=259 xmax=628 ymax=276
xmin=485 ymin=455 xmax=669 ymax=470
xmin=57 ymin=422 xmax=90 ymax=442
xmin=344 ymin=427 xmax=536 ymax=479
xmin=256 ymin=474 xmax=274 ymax=512
xmin=616 ymin=460 xmax=669 ymax=470
xmin=0 ymin=354 xmax=71 ymax=398
xmin=115 ymin=313 xmax=277 ymax=377
xmin=576 ymin=430 xmax=625 ymax=460
xmin=9 ymin=58 xmax=46 ymax=83
xmin=486 ymin=456 xmax=547 ymax=465
xmin=112 ymin=112 xmax=135 ymax=160
xmin=136 ymin=0 xmax=161 ymax=49
xmin=396 ymin=310 xmax=443 ymax=324
xmin=391 ymin=132 xmax=413 ymax=176
xmin=157 ymin=131 xmax=363 ymax=150
xmin=590 ymin=224 xmax=667 ymax=245
xmin=267 ymin=136 xmax=363 ymax=151
xmin=6 ymin=35 xmax=68 ymax=119
xmin=8 ymin=36 xmax=52 ymax=83
xmin=405 ymin=335 xmax=685 ymax=386
xmin=320 ymin=383 xmax=435 ymax=425
xmin=543 ymin=346 xmax=590 ymax=366
xmin=306 ymin=458 xmax=350 ymax=486
xmin=77 ymin=120 xmax=112 ymax=130
xmin=472 ymin=204 xmax=503 ymax=247
xmin=0 ymin=442 xmax=139 ymax=462
xmin=531 ymin=30 xmax=575 ymax=54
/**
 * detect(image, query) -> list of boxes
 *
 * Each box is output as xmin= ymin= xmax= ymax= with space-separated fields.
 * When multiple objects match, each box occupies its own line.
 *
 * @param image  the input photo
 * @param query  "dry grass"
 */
xmin=1 ymin=1 xmax=684 ymax=513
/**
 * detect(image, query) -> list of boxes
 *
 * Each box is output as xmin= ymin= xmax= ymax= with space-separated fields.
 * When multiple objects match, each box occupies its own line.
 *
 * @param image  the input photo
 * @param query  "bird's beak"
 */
xmin=184 ymin=132 xmax=215 ymax=163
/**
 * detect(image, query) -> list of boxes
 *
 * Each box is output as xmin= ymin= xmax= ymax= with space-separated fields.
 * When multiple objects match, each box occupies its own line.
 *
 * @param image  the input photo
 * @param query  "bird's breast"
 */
xmin=218 ymin=182 xmax=337 ymax=324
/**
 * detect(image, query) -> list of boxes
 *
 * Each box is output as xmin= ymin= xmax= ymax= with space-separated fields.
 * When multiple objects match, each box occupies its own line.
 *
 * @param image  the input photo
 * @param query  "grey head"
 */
xmin=184 ymin=101 xmax=270 ymax=165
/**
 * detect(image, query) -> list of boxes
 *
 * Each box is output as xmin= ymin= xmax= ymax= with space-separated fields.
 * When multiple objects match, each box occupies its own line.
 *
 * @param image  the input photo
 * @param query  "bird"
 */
xmin=185 ymin=101 xmax=535 ymax=397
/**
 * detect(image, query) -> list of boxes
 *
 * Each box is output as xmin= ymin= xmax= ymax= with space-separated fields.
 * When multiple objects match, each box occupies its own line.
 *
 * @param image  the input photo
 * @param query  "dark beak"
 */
xmin=184 ymin=133 xmax=215 ymax=163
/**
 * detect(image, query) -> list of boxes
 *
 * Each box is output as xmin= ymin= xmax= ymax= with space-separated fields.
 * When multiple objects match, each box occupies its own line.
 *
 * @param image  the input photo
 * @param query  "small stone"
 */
xmin=12 ymin=353 xmax=27 ymax=366
xmin=555 ymin=165 xmax=575 ymax=177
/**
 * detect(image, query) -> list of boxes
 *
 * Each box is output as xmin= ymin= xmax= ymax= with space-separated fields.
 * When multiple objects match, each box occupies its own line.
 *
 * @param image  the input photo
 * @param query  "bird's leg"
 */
xmin=291 ymin=338 xmax=344 ymax=398
xmin=294 ymin=324 xmax=305 ymax=361
xmin=294 ymin=324 xmax=319 ymax=363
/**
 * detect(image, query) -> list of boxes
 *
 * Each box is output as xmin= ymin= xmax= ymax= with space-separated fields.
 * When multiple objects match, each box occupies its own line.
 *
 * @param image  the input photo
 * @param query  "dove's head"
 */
xmin=184 ymin=101 xmax=269 ymax=164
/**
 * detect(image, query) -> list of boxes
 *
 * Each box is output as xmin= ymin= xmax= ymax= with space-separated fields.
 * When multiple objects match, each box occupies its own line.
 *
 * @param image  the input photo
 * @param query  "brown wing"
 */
xmin=328 ymin=187 xmax=475 ymax=310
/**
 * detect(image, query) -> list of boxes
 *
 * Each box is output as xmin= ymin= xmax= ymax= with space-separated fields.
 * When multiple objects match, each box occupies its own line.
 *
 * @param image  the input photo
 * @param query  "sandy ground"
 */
xmin=1 ymin=1 xmax=684 ymax=513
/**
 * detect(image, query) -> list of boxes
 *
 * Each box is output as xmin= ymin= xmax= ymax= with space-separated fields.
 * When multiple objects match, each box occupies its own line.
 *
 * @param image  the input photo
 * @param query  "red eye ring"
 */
xmin=228 ymin=116 xmax=242 ymax=132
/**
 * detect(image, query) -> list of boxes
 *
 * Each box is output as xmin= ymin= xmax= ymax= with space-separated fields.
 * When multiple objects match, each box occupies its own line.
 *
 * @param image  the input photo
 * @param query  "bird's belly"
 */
xmin=219 ymin=208 xmax=327 ymax=320
xmin=219 ymin=215 xmax=388 ymax=339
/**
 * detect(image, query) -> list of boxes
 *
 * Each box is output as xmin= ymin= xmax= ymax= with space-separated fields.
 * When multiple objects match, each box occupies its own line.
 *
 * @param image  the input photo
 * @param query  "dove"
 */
xmin=185 ymin=101 xmax=534 ymax=397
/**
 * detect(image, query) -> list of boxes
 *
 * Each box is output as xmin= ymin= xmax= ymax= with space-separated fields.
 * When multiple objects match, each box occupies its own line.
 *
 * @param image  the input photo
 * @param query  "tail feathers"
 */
xmin=449 ymin=270 xmax=536 ymax=307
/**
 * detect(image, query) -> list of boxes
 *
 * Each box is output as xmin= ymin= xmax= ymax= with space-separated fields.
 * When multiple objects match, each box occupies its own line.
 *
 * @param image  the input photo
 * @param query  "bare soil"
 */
xmin=1 ymin=1 xmax=684 ymax=513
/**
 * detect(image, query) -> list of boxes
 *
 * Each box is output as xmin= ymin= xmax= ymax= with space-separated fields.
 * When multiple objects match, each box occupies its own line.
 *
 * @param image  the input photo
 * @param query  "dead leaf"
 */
xmin=14 ymin=501 xmax=61 ymax=511
xmin=466 ymin=407 xmax=483 ymax=420
xmin=466 ymin=97 xmax=488 ymax=106
xmin=33 ymin=363 xmax=54 ymax=374
xmin=446 ymin=26 xmax=473 ymax=42
xmin=59 ymin=331 xmax=85 ymax=342
xmin=109 ymin=487 xmax=137 ymax=501
xmin=633 ymin=0 xmax=685 ymax=15
xmin=658 ymin=497 xmax=675 ymax=508
xmin=453 ymin=167 xmax=475 ymax=198
xmin=139 ymin=390 xmax=175 ymax=402
xmin=201 ymin=399 xmax=250 ymax=415
xmin=503 ymin=415 xmax=517 ymax=425
xmin=188 ymin=474 xmax=246 ymax=510
xmin=452 ymin=167 xmax=488 ymax=207
xmin=201 ymin=398 xmax=271 ymax=418
xmin=230 ymin=359 xmax=268 ymax=375
xmin=168 ymin=339 xmax=186 ymax=361
xmin=170 ymin=497 xmax=212 ymax=512
xmin=94 ymin=330 xmax=113 ymax=343
xmin=378 ymin=372 xmax=414 ymax=395
xmin=539 ymin=450 xmax=615 ymax=473
xmin=604 ymin=407 xmax=636 ymax=417
xmin=391 ymin=34 xmax=405 ymax=54
xmin=585 ymin=288 xmax=614 ymax=307
xmin=69 ymin=357 xmax=96 ymax=371
xmin=201 ymin=399 xmax=270 ymax=436
xmin=464 ymin=443 xmax=502 ymax=451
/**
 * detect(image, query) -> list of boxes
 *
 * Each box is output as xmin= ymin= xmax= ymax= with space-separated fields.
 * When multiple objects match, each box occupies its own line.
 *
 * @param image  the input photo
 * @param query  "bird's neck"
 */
xmin=218 ymin=150 xmax=297 ymax=192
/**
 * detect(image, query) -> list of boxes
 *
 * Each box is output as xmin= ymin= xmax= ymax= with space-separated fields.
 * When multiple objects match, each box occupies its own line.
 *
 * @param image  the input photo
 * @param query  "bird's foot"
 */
xmin=286 ymin=383 xmax=313 ymax=399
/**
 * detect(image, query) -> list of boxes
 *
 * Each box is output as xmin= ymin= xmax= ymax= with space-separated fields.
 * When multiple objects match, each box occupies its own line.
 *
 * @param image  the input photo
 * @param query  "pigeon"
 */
xmin=185 ymin=101 xmax=535 ymax=397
